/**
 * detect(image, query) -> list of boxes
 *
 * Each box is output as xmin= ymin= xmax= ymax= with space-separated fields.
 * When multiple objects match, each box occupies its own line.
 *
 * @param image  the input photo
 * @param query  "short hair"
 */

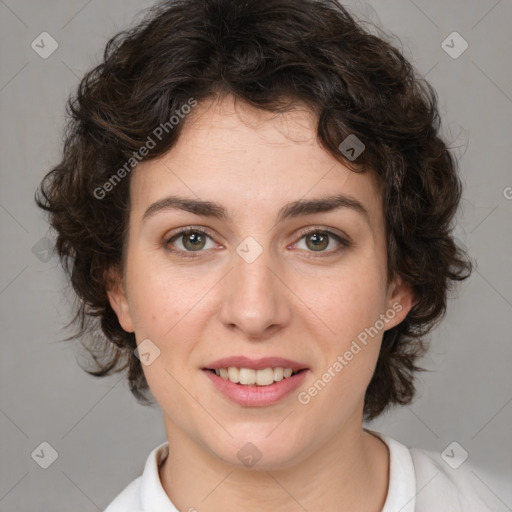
xmin=35 ymin=0 xmax=472 ymax=420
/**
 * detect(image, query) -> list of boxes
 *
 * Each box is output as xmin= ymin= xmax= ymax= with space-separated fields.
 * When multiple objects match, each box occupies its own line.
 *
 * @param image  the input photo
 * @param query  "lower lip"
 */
xmin=203 ymin=369 xmax=309 ymax=407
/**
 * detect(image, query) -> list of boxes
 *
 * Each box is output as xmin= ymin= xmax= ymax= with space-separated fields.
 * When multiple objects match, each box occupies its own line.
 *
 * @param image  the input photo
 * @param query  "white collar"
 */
xmin=139 ymin=429 xmax=417 ymax=511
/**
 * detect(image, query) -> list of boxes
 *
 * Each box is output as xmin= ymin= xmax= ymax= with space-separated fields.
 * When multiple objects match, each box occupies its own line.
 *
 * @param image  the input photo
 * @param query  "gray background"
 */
xmin=0 ymin=0 xmax=511 ymax=510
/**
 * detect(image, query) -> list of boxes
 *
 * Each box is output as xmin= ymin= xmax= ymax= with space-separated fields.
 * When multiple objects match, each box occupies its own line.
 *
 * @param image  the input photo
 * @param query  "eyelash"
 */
xmin=164 ymin=226 xmax=350 ymax=259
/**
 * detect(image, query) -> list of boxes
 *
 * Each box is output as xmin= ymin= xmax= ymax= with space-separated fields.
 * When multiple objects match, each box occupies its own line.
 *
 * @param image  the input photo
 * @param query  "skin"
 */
xmin=107 ymin=94 xmax=415 ymax=511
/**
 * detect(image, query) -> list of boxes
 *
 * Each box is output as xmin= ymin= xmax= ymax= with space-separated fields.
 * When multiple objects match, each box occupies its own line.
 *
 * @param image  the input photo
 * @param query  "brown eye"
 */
xmin=305 ymin=232 xmax=329 ymax=251
xmin=165 ymin=228 xmax=216 ymax=256
xmin=294 ymin=228 xmax=350 ymax=256
xmin=181 ymin=231 xmax=206 ymax=251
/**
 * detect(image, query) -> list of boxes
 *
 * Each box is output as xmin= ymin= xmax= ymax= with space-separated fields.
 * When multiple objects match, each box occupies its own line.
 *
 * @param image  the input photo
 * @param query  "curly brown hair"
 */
xmin=35 ymin=0 xmax=472 ymax=421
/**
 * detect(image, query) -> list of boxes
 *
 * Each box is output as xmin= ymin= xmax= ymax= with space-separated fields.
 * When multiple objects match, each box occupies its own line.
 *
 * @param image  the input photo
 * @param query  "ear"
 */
xmin=105 ymin=265 xmax=135 ymax=333
xmin=383 ymin=275 xmax=416 ymax=331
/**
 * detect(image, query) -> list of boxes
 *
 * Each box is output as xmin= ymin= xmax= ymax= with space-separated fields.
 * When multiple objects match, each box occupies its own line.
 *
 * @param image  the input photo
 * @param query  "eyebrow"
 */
xmin=141 ymin=194 xmax=370 ymax=225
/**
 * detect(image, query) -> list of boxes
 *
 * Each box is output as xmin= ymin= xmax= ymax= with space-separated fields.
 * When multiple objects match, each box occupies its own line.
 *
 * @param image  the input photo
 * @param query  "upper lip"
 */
xmin=204 ymin=356 xmax=309 ymax=372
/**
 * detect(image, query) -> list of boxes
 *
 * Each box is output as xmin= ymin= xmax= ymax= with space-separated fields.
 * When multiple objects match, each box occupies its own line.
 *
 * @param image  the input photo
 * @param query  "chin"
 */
xmin=209 ymin=429 xmax=308 ymax=471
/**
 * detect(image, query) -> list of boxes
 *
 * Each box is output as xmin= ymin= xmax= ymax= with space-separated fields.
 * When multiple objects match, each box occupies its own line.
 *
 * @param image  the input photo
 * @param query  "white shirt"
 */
xmin=104 ymin=429 xmax=499 ymax=511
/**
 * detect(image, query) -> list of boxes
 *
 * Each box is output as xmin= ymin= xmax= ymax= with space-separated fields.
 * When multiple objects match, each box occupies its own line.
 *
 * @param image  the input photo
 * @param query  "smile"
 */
xmin=210 ymin=366 xmax=300 ymax=386
xmin=202 ymin=369 xmax=309 ymax=407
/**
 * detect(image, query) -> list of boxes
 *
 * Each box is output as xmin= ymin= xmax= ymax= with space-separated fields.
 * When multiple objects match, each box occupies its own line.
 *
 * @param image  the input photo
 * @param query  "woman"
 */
xmin=35 ymin=0 xmax=496 ymax=510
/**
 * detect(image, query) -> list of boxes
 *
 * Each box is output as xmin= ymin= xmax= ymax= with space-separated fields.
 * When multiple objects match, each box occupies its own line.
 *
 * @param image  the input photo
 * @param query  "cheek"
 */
xmin=125 ymin=255 xmax=216 ymax=392
xmin=297 ymin=263 xmax=388 ymax=340
xmin=128 ymin=269 xmax=204 ymax=407
xmin=126 ymin=251 xmax=203 ymax=335
xmin=298 ymin=272 xmax=384 ymax=420
xmin=294 ymin=261 xmax=387 ymax=409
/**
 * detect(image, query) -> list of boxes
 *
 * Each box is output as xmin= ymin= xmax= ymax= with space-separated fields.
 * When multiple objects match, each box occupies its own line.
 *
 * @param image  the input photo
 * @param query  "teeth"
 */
xmin=239 ymin=368 xmax=256 ymax=385
xmin=273 ymin=367 xmax=284 ymax=382
xmin=214 ymin=367 xmax=299 ymax=386
xmin=227 ymin=366 xmax=239 ymax=383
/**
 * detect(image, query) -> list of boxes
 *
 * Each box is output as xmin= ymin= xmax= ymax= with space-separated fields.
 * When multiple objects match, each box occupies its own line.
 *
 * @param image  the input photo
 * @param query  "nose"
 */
xmin=218 ymin=244 xmax=292 ymax=339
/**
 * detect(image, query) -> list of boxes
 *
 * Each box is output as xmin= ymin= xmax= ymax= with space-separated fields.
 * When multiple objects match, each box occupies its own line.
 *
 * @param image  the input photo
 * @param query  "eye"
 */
xmin=164 ymin=226 xmax=350 ymax=259
xmin=293 ymin=228 xmax=350 ymax=256
xmin=165 ymin=228 xmax=217 ymax=257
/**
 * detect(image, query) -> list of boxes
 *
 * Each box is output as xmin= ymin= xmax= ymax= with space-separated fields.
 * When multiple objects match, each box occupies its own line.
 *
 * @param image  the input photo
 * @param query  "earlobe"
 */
xmin=384 ymin=276 xmax=416 ymax=330
xmin=105 ymin=266 xmax=135 ymax=333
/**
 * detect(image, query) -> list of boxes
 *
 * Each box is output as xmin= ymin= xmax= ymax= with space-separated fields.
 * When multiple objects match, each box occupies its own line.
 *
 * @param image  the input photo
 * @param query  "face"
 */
xmin=108 ymin=94 xmax=414 ymax=470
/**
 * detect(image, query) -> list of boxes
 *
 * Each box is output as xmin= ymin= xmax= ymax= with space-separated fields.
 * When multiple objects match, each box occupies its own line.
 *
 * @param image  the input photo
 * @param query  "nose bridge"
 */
xmin=218 ymin=237 xmax=291 ymax=337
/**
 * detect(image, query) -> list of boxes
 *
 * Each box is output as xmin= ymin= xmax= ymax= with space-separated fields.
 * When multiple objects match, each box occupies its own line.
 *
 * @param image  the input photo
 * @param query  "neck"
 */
xmin=159 ymin=420 xmax=390 ymax=512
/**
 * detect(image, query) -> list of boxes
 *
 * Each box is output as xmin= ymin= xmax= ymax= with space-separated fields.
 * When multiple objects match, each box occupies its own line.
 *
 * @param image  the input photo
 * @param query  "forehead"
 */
xmin=129 ymin=95 xmax=383 ymax=227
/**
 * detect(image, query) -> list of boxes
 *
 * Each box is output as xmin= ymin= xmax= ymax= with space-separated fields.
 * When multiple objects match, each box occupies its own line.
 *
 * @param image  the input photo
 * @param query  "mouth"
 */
xmin=202 ymin=355 xmax=309 ymax=386
xmin=201 ymin=356 xmax=310 ymax=406
xmin=203 ymin=367 xmax=307 ymax=386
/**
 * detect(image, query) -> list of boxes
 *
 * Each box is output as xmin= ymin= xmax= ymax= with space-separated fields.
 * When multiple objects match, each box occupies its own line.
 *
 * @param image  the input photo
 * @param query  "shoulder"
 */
xmin=409 ymin=446 xmax=500 ymax=512
xmin=368 ymin=429 xmax=502 ymax=512
xmin=103 ymin=475 xmax=143 ymax=512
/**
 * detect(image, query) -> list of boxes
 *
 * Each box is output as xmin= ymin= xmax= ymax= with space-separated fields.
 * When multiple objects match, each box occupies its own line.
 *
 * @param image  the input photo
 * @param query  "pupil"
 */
xmin=185 ymin=232 xmax=204 ymax=250
xmin=308 ymin=232 xmax=327 ymax=251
